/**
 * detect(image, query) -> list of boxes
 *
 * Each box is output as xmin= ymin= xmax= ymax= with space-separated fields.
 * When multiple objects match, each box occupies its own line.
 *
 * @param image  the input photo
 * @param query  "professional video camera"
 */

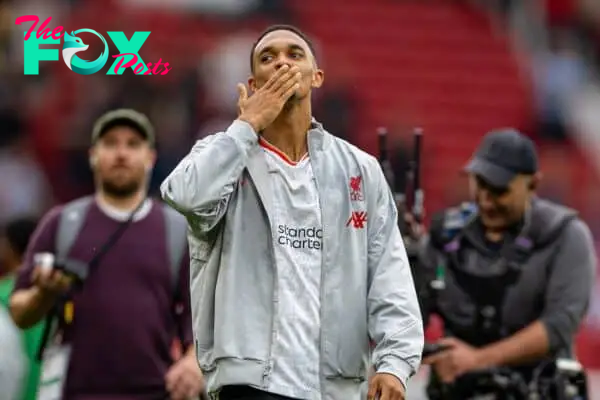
xmin=376 ymin=126 xmax=423 ymax=242
xmin=377 ymin=127 xmax=444 ymax=321
xmin=421 ymin=344 xmax=589 ymax=399
xmin=529 ymin=358 xmax=588 ymax=400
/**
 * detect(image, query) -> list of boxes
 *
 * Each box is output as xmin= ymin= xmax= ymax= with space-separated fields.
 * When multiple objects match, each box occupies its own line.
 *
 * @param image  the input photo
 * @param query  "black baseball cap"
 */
xmin=464 ymin=128 xmax=538 ymax=188
xmin=91 ymin=109 xmax=155 ymax=147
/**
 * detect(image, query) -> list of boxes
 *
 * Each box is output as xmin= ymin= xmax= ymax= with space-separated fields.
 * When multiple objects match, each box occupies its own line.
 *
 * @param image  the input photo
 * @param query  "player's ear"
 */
xmin=311 ymin=68 xmax=324 ymax=89
xmin=248 ymin=76 xmax=257 ymax=92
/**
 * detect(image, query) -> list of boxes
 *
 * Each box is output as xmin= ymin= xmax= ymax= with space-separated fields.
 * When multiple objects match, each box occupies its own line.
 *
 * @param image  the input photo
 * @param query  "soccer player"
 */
xmin=162 ymin=25 xmax=424 ymax=400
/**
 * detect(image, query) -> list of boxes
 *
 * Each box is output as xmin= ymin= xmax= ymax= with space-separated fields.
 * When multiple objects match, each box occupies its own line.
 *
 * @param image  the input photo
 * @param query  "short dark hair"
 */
xmin=4 ymin=217 xmax=38 ymax=257
xmin=249 ymin=24 xmax=317 ymax=72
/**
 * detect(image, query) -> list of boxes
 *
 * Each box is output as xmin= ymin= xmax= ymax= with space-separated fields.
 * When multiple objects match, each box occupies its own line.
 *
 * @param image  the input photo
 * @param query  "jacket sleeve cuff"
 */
xmin=226 ymin=119 xmax=259 ymax=147
xmin=540 ymin=316 xmax=567 ymax=353
xmin=375 ymin=356 xmax=414 ymax=390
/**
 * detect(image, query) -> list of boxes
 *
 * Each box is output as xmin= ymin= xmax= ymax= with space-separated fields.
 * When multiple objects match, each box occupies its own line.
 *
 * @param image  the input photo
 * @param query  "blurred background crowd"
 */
xmin=0 ymin=0 xmax=600 ymax=396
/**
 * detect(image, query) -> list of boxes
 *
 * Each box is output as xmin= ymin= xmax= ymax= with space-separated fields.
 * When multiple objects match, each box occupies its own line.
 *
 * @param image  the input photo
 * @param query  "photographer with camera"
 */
xmin=405 ymin=129 xmax=596 ymax=399
xmin=8 ymin=109 xmax=204 ymax=400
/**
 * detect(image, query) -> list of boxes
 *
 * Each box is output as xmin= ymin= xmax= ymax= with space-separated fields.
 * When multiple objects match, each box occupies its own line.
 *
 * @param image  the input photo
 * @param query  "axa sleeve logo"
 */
xmin=15 ymin=15 xmax=171 ymax=76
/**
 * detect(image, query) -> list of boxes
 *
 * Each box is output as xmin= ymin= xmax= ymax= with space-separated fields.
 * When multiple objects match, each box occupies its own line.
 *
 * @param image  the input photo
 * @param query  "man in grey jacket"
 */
xmin=161 ymin=25 xmax=424 ymax=400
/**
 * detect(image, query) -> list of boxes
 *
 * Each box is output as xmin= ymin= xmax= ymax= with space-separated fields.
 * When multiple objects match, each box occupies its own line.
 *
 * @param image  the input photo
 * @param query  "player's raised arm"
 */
xmin=161 ymin=65 xmax=301 ymax=233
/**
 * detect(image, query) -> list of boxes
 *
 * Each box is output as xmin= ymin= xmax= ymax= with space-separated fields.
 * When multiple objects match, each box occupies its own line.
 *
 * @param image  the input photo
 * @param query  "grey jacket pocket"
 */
xmin=323 ymin=298 xmax=370 ymax=378
xmin=190 ymin=239 xmax=217 ymax=353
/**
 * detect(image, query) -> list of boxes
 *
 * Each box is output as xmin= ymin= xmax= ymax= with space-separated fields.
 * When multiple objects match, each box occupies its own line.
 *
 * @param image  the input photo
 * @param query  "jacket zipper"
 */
xmin=308 ymin=137 xmax=327 ymax=398
xmin=248 ymin=170 xmax=278 ymax=386
xmin=264 ymin=217 xmax=277 ymax=386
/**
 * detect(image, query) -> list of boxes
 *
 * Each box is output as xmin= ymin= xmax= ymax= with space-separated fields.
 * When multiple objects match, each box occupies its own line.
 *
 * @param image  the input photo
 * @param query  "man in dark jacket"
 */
xmin=409 ymin=129 xmax=596 ymax=398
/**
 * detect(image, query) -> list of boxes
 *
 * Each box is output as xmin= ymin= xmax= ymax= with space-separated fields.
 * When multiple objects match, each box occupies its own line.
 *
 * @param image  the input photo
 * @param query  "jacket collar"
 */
xmin=247 ymin=118 xmax=331 ymax=229
xmin=307 ymin=117 xmax=331 ymax=152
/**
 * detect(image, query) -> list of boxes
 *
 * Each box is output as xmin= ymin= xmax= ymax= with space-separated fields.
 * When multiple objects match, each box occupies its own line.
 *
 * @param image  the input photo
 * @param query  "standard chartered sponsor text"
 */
xmin=277 ymin=224 xmax=322 ymax=250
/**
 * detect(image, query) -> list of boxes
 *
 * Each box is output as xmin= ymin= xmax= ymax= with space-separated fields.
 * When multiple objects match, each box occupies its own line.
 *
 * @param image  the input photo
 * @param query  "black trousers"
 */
xmin=218 ymin=385 xmax=299 ymax=400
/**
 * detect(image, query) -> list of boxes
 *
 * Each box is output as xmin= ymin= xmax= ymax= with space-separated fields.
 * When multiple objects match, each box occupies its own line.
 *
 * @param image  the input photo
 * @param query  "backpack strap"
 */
xmin=502 ymin=198 xmax=578 ymax=265
xmin=38 ymin=196 xmax=94 ymax=361
xmin=55 ymin=196 xmax=94 ymax=261
xmin=56 ymin=196 xmax=188 ymax=296
xmin=162 ymin=205 xmax=189 ymax=298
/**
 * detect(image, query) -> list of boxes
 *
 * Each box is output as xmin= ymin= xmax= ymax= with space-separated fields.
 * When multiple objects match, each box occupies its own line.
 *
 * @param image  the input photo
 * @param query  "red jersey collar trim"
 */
xmin=259 ymin=137 xmax=308 ymax=166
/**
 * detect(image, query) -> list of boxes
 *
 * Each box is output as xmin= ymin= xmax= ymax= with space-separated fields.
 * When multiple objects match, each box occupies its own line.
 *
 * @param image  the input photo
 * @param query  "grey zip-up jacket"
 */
xmin=161 ymin=119 xmax=424 ymax=399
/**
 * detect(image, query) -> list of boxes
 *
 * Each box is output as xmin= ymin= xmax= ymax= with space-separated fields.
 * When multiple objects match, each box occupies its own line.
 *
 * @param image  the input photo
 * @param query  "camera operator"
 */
xmin=8 ymin=109 xmax=204 ymax=400
xmin=406 ymin=129 xmax=596 ymax=398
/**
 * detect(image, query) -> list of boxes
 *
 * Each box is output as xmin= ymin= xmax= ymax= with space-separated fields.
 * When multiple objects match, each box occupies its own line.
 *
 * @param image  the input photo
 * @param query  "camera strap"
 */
xmin=87 ymin=198 xmax=146 ymax=269
xmin=37 ymin=197 xmax=147 ymax=361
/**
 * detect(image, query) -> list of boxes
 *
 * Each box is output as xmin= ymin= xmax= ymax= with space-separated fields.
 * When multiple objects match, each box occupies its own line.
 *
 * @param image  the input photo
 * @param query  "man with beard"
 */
xmin=162 ymin=25 xmax=423 ymax=400
xmin=408 ymin=129 xmax=596 ymax=399
xmin=9 ymin=109 xmax=204 ymax=400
